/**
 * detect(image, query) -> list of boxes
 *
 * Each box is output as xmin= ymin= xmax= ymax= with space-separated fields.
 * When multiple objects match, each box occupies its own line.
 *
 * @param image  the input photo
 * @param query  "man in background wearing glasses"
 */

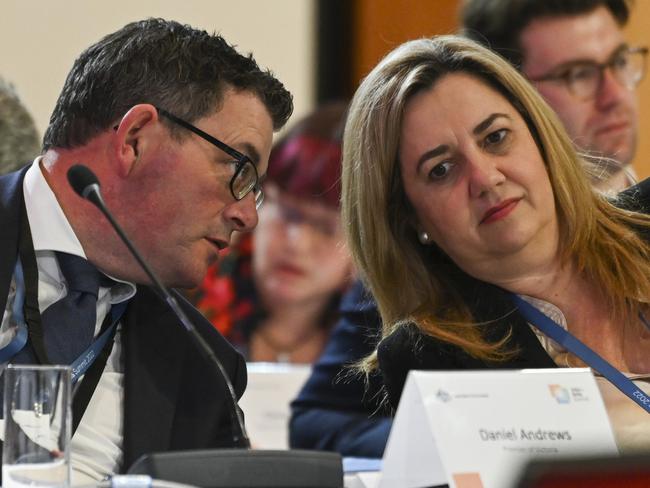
xmin=0 ymin=18 xmax=292 ymax=484
xmin=462 ymin=0 xmax=646 ymax=191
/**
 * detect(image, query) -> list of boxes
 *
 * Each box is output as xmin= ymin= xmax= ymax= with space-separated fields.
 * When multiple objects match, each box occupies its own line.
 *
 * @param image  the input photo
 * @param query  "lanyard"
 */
xmin=511 ymin=294 xmax=650 ymax=414
xmin=14 ymin=188 xmax=130 ymax=432
xmin=2 ymin=257 xmax=128 ymax=383
xmin=70 ymin=301 xmax=127 ymax=383
xmin=11 ymin=197 xmax=129 ymax=381
xmin=0 ymin=260 xmax=29 ymax=362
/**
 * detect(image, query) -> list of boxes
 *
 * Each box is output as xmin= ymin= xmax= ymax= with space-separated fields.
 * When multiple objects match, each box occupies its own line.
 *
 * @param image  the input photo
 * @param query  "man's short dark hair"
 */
xmin=43 ymin=18 xmax=293 ymax=150
xmin=460 ymin=0 xmax=632 ymax=69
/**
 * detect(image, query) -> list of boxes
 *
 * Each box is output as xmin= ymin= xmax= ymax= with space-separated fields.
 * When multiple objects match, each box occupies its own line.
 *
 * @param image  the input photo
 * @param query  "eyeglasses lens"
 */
xmin=568 ymin=49 xmax=647 ymax=99
xmin=232 ymin=160 xmax=263 ymax=208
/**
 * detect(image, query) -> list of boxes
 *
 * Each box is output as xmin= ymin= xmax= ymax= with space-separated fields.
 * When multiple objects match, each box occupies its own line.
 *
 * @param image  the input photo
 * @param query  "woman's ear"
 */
xmin=112 ymin=104 xmax=159 ymax=176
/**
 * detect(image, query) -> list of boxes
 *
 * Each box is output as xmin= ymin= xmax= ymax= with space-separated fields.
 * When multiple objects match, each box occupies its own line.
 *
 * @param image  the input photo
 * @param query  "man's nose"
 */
xmin=595 ymin=67 xmax=629 ymax=110
xmin=226 ymin=192 xmax=259 ymax=232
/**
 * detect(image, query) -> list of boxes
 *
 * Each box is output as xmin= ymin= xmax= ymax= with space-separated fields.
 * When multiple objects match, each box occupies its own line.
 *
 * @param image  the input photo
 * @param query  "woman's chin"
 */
xmin=261 ymin=283 xmax=321 ymax=308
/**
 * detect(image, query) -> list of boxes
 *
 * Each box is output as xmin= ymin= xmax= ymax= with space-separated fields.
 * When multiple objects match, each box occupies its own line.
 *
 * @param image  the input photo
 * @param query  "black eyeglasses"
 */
xmin=528 ymin=45 xmax=648 ymax=100
xmin=156 ymin=107 xmax=264 ymax=208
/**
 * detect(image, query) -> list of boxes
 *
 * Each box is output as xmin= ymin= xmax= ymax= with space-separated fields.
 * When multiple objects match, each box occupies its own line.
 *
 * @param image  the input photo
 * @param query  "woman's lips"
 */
xmin=480 ymin=198 xmax=520 ymax=224
xmin=273 ymin=263 xmax=306 ymax=278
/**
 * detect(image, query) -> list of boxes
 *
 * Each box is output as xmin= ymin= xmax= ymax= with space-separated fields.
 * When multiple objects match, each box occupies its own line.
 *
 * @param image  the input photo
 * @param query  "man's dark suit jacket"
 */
xmin=0 ymin=167 xmax=247 ymax=471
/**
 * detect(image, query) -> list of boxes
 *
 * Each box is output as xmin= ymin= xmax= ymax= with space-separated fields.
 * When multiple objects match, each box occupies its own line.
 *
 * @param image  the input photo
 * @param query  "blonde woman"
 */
xmin=342 ymin=35 xmax=650 ymax=450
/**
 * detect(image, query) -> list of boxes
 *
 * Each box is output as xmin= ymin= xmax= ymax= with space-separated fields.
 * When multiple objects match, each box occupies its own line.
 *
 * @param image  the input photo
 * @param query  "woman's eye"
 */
xmin=428 ymin=161 xmax=453 ymax=180
xmin=484 ymin=128 xmax=508 ymax=147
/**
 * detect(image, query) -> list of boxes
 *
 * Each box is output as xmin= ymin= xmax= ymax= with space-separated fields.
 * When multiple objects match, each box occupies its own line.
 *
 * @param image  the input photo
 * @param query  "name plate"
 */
xmin=379 ymin=369 xmax=618 ymax=488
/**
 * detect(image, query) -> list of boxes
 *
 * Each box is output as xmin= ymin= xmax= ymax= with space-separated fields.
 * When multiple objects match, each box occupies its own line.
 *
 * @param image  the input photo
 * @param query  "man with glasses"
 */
xmin=0 ymin=18 xmax=292 ymax=483
xmin=461 ymin=0 xmax=646 ymax=191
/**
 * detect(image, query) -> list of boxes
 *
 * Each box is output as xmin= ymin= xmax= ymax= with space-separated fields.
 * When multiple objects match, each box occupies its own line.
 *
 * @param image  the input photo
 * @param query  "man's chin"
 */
xmin=595 ymin=136 xmax=635 ymax=167
xmin=163 ymin=267 xmax=206 ymax=290
xmin=604 ymin=150 xmax=633 ymax=167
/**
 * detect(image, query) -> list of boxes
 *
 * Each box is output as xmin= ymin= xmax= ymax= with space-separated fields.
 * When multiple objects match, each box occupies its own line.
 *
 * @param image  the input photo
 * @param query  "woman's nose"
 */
xmin=467 ymin=155 xmax=506 ymax=198
xmin=284 ymin=220 xmax=319 ymax=252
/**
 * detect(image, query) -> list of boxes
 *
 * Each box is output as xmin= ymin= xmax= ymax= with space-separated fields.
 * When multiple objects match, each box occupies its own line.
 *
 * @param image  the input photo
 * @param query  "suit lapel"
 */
xmin=0 ymin=169 xmax=29 ymax=313
xmin=122 ymin=286 xmax=187 ymax=469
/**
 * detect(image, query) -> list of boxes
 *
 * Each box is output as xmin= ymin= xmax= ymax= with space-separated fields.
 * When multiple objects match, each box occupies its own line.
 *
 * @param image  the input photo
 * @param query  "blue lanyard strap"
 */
xmin=2 ymin=258 xmax=128 ymax=381
xmin=511 ymin=294 xmax=650 ymax=414
xmin=0 ymin=260 xmax=29 ymax=362
xmin=70 ymin=301 xmax=127 ymax=383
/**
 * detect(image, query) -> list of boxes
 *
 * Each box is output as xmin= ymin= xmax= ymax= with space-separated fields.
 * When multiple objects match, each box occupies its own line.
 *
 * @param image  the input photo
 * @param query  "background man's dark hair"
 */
xmin=460 ymin=0 xmax=631 ymax=69
xmin=43 ymin=18 xmax=293 ymax=150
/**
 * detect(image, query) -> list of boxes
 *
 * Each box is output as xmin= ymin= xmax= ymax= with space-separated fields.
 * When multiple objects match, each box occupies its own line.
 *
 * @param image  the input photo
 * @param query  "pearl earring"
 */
xmin=418 ymin=231 xmax=429 ymax=244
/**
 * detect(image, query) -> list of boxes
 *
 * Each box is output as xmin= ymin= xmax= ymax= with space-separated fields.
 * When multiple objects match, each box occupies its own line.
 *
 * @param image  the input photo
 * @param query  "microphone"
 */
xmin=67 ymin=164 xmax=250 ymax=448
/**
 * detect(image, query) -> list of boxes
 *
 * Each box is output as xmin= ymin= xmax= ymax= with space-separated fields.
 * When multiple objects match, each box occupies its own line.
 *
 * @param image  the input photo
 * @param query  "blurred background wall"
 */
xmin=0 ymin=0 xmax=316 ymax=136
xmin=1 ymin=0 xmax=648 ymax=176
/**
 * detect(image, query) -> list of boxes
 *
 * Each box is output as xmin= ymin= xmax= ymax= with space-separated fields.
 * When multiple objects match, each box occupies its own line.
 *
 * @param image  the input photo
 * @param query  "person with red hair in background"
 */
xmin=189 ymin=102 xmax=353 ymax=363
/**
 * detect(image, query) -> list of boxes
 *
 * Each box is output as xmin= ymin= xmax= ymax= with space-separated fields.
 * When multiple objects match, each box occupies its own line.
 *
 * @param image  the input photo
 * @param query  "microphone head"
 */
xmin=67 ymin=164 xmax=100 ymax=198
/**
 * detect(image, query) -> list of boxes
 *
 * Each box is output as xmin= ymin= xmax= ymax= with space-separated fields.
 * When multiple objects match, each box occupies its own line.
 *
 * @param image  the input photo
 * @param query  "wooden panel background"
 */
xmin=351 ymin=0 xmax=459 ymax=84
xmin=625 ymin=1 xmax=650 ymax=178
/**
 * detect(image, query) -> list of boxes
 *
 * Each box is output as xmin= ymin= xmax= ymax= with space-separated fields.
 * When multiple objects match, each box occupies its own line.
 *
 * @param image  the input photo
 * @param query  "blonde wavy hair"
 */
xmin=341 ymin=35 xmax=650 ymax=371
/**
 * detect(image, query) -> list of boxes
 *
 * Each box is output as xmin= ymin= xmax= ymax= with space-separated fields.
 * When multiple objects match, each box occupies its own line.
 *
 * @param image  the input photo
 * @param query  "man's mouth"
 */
xmin=206 ymin=237 xmax=228 ymax=251
xmin=594 ymin=121 xmax=629 ymax=137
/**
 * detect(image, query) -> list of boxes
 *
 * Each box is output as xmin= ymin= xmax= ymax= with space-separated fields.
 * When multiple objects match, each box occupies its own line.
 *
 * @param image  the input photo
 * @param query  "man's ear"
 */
xmin=112 ymin=104 xmax=159 ymax=176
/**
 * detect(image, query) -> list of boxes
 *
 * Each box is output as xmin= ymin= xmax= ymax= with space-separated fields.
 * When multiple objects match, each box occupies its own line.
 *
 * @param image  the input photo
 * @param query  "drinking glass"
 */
xmin=2 ymin=365 xmax=71 ymax=488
